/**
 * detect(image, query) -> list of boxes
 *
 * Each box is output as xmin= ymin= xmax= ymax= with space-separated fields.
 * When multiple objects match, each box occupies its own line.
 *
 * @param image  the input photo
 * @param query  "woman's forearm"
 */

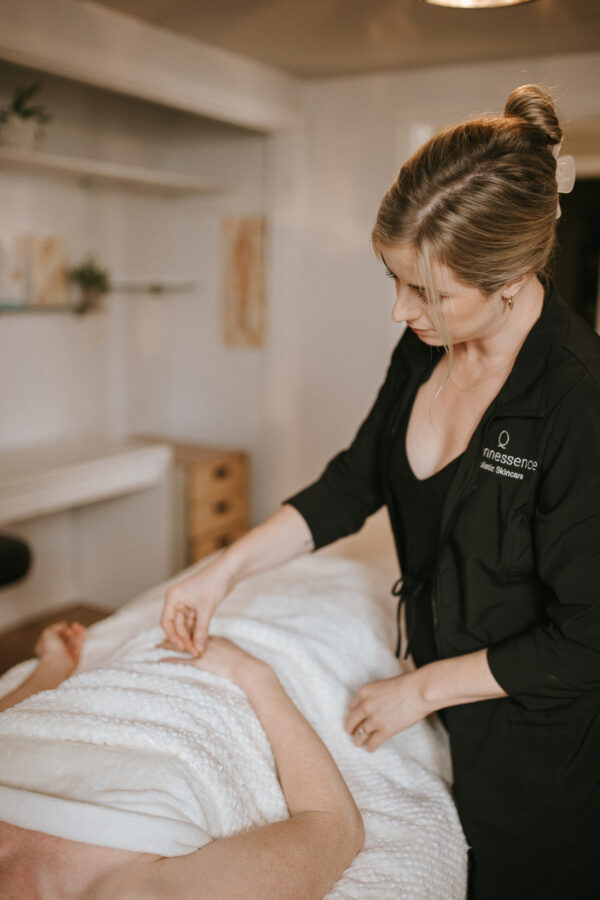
xmin=417 ymin=648 xmax=507 ymax=711
xmin=347 ymin=648 xmax=508 ymax=750
xmin=205 ymin=504 xmax=314 ymax=592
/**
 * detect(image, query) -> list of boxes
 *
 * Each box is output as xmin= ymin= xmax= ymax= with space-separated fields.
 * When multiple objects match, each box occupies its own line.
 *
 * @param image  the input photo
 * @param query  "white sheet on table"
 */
xmin=0 ymin=554 xmax=468 ymax=899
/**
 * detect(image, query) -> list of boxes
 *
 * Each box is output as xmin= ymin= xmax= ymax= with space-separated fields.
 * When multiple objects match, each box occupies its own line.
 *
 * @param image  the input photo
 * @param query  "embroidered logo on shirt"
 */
xmin=480 ymin=430 xmax=538 ymax=481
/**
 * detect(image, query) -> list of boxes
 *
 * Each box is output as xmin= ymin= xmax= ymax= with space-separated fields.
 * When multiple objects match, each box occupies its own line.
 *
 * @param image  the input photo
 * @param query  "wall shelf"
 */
xmin=0 ymin=282 xmax=198 ymax=313
xmin=111 ymin=281 xmax=198 ymax=295
xmin=0 ymin=302 xmax=87 ymax=315
xmin=0 ymin=145 xmax=228 ymax=194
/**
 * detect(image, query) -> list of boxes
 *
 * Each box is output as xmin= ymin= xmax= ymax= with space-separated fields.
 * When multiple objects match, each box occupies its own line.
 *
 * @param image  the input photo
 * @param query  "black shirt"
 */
xmin=285 ymin=282 xmax=600 ymax=896
xmin=285 ymin=281 xmax=600 ymax=709
xmin=390 ymin=385 xmax=463 ymax=666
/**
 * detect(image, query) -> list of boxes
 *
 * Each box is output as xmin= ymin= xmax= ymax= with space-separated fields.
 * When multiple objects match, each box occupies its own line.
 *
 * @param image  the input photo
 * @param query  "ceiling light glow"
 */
xmin=424 ymin=0 xmax=537 ymax=8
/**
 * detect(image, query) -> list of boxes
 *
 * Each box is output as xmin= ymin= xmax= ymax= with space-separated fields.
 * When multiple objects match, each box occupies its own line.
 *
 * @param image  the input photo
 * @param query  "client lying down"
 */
xmin=0 ymin=622 xmax=363 ymax=899
xmin=0 ymin=556 xmax=468 ymax=898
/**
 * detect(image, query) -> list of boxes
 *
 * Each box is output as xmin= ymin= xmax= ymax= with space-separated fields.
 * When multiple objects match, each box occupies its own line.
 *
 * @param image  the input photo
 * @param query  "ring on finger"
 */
xmin=356 ymin=725 xmax=368 ymax=738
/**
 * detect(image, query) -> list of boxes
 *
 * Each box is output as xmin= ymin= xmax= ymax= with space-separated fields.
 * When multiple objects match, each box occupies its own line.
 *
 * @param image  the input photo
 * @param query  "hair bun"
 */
xmin=504 ymin=84 xmax=562 ymax=146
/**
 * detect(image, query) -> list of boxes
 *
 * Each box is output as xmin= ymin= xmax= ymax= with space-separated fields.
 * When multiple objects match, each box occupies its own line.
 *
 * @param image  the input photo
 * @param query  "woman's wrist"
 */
xmin=201 ymin=538 xmax=252 ymax=595
xmin=415 ymin=650 xmax=507 ymax=713
xmin=407 ymin=667 xmax=439 ymax=716
xmin=189 ymin=552 xmax=238 ymax=598
xmin=413 ymin=663 xmax=451 ymax=714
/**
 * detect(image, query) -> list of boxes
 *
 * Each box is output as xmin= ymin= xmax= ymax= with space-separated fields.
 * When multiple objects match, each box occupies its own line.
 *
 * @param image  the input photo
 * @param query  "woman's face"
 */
xmin=381 ymin=244 xmax=508 ymax=347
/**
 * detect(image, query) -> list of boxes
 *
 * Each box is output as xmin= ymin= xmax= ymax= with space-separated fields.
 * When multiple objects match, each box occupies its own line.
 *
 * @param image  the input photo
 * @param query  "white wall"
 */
xmin=1 ymin=41 xmax=599 ymax=622
xmin=0 ymin=60 xmax=271 ymax=622
xmin=0 ymin=59 xmax=269 ymax=454
xmin=282 ymin=52 xmax=600 ymax=502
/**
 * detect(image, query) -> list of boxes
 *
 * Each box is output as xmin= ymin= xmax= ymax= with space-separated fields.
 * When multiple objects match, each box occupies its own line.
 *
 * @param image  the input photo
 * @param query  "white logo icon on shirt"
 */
xmin=481 ymin=430 xmax=538 ymax=480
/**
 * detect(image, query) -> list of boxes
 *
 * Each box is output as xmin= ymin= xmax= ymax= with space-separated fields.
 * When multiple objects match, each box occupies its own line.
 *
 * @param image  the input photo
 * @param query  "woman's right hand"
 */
xmin=160 ymin=507 xmax=314 ymax=657
xmin=160 ymin=563 xmax=232 ymax=656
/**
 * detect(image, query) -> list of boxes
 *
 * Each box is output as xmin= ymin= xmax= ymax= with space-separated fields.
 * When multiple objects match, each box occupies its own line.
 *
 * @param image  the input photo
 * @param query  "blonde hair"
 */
xmin=372 ymin=85 xmax=563 ymax=339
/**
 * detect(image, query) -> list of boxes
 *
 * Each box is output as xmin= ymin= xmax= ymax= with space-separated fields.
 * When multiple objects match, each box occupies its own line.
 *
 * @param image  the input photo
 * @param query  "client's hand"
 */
xmin=345 ymin=672 xmax=434 ymax=752
xmin=161 ymin=564 xmax=232 ymax=657
xmin=160 ymin=636 xmax=269 ymax=689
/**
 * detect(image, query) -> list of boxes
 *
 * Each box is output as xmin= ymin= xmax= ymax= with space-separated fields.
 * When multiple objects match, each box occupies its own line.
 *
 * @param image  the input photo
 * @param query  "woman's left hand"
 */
xmin=345 ymin=671 xmax=433 ymax=752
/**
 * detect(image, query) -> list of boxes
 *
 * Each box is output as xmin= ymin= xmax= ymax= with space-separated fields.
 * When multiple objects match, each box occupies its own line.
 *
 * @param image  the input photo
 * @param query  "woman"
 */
xmin=0 ymin=622 xmax=364 ymax=898
xmin=162 ymin=84 xmax=600 ymax=900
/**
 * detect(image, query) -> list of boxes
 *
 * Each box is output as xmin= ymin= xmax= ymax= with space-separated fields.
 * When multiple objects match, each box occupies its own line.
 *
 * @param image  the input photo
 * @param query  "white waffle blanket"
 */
xmin=0 ymin=555 xmax=467 ymax=898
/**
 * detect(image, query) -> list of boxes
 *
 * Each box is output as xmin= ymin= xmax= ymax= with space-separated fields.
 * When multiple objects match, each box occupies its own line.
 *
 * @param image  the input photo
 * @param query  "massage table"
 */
xmin=0 ymin=525 xmax=468 ymax=898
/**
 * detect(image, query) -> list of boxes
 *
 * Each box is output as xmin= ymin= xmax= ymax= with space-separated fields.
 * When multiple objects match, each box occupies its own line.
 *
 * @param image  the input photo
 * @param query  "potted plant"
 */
xmin=0 ymin=82 xmax=52 ymax=151
xmin=68 ymin=256 xmax=111 ymax=314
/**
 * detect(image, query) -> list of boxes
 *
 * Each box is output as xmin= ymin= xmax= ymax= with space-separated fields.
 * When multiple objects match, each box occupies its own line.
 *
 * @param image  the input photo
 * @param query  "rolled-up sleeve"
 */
xmin=285 ymin=341 xmax=406 ymax=550
xmin=487 ymin=377 xmax=600 ymax=710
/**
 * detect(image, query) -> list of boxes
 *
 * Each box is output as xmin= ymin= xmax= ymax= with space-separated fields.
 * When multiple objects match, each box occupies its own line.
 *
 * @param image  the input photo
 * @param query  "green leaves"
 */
xmin=1 ymin=81 xmax=52 ymax=124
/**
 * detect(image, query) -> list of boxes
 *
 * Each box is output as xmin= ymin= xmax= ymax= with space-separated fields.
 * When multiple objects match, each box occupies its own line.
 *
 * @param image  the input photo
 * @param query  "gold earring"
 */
xmin=506 ymin=295 xmax=514 ymax=310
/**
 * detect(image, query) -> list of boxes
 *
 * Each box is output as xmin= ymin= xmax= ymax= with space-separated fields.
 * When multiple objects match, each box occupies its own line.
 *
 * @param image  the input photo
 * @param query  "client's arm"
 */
xmin=161 ymin=504 xmax=314 ymax=655
xmin=0 ymin=623 xmax=85 ymax=712
xmin=88 ymin=637 xmax=364 ymax=900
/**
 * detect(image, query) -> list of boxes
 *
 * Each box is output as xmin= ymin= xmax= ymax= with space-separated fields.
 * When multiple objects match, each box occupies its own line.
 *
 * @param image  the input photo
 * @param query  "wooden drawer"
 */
xmin=189 ymin=519 xmax=248 ymax=561
xmin=187 ymin=491 xmax=248 ymax=539
xmin=136 ymin=437 xmax=249 ymax=569
xmin=188 ymin=455 xmax=247 ymax=501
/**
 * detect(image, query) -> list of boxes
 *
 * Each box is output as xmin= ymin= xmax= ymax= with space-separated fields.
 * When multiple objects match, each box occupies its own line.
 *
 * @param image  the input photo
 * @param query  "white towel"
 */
xmin=0 ymin=555 xmax=468 ymax=898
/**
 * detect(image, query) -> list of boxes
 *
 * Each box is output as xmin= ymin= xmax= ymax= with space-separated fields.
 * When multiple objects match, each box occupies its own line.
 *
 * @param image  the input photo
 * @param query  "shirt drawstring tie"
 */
xmin=392 ymin=573 xmax=428 ymax=660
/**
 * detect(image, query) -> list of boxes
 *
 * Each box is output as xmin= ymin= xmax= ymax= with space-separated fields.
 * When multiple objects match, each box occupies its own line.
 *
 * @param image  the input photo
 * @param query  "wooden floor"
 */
xmin=0 ymin=605 xmax=111 ymax=675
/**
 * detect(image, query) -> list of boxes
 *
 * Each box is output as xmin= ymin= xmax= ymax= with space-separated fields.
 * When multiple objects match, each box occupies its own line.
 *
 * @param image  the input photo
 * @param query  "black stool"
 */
xmin=0 ymin=535 xmax=32 ymax=587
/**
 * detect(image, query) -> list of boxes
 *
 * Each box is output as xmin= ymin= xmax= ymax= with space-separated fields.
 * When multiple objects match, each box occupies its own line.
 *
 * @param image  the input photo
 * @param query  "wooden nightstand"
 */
xmin=138 ymin=438 xmax=250 ymax=566
xmin=177 ymin=444 xmax=249 ymax=563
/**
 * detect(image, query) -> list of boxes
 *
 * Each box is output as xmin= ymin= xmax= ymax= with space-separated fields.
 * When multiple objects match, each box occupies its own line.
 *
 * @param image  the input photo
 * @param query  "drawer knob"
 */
xmin=213 ymin=465 xmax=230 ymax=479
xmin=217 ymin=534 xmax=231 ymax=548
xmin=213 ymin=500 xmax=231 ymax=515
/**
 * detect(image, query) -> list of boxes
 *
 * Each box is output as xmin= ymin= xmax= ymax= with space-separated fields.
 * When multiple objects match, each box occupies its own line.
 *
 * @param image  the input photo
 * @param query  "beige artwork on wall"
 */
xmin=222 ymin=217 xmax=266 ymax=347
xmin=29 ymin=236 xmax=69 ymax=306
xmin=0 ymin=235 xmax=69 ymax=306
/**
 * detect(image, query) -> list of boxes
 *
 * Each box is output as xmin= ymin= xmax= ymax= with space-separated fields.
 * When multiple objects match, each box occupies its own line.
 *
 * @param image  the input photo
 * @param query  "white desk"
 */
xmin=0 ymin=436 xmax=172 ymax=526
xmin=0 ymin=437 xmax=173 ymax=630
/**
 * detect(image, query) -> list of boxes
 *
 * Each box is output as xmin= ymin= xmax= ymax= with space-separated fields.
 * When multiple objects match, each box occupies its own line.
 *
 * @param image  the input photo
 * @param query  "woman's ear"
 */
xmin=502 ymin=271 xmax=532 ymax=299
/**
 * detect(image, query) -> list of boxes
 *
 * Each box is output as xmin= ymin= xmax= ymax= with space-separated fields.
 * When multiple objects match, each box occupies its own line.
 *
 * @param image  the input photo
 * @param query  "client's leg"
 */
xmin=0 ymin=622 xmax=86 ymax=712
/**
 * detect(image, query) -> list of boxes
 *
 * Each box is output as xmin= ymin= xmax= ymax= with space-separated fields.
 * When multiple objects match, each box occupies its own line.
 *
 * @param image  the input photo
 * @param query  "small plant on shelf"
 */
xmin=68 ymin=256 xmax=111 ymax=314
xmin=0 ymin=82 xmax=52 ymax=150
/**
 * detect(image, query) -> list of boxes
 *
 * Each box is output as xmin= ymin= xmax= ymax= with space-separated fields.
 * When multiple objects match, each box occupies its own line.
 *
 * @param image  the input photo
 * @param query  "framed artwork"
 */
xmin=29 ymin=235 xmax=69 ymax=306
xmin=0 ymin=235 xmax=69 ymax=306
xmin=222 ymin=217 xmax=266 ymax=347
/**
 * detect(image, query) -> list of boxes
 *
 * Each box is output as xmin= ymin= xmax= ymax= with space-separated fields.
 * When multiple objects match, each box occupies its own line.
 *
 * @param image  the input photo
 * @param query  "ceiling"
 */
xmin=89 ymin=0 xmax=600 ymax=79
